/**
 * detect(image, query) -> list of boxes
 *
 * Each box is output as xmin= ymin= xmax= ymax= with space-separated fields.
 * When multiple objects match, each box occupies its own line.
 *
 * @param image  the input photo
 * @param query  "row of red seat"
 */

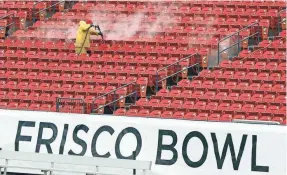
xmin=114 ymin=107 xmax=286 ymax=124
xmin=0 ymin=53 xmax=195 ymax=70
xmin=0 ymin=84 xmax=121 ymax=98
xmin=177 ymin=79 xmax=285 ymax=92
xmin=52 ymin=11 xmax=272 ymax=29
xmin=153 ymin=88 xmax=286 ymax=103
xmin=32 ymin=20 xmax=254 ymax=36
xmin=197 ymin=66 xmax=286 ymax=79
xmin=0 ymin=101 xmax=58 ymax=112
xmin=0 ymin=1 xmax=64 ymax=12
xmin=72 ymin=2 xmax=285 ymax=14
xmin=0 ymin=72 xmax=140 ymax=85
xmin=0 ymin=58 xmax=187 ymax=71
xmin=134 ymin=97 xmax=286 ymax=114
xmin=0 ymin=42 xmax=210 ymax=57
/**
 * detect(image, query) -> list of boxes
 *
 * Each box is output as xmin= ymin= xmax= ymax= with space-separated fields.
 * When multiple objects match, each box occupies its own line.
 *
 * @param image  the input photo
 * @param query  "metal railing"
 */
xmin=217 ymin=22 xmax=260 ymax=65
xmin=155 ymin=53 xmax=200 ymax=92
xmin=0 ymin=13 xmax=16 ymax=38
xmin=233 ymin=119 xmax=280 ymax=125
xmin=33 ymin=0 xmax=65 ymax=22
xmin=277 ymin=9 xmax=287 ymax=35
xmin=92 ymin=82 xmax=138 ymax=113
xmin=56 ymin=97 xmax=86 ymax=114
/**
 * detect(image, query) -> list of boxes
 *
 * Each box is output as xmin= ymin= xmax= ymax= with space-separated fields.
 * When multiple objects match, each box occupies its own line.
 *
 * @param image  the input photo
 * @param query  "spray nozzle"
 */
xmin=95 ymin=25 xmax=104 ymax=40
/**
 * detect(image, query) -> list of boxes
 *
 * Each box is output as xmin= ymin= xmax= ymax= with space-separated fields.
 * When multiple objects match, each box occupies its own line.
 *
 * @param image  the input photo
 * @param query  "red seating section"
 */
xmin=1 ymin=0 xmax=286 ymax=124
xmin=116 ymin=4 xmax=287 ymax=125
xmin=0 ymin=1 xmax=65 ymax=37
xmin=121 ymin=46 xmax=286 ymax=124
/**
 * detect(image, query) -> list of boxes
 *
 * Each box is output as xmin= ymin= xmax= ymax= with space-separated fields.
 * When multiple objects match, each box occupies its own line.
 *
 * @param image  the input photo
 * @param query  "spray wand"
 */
xmin=95 ymin=25 xmax=104 ymax=40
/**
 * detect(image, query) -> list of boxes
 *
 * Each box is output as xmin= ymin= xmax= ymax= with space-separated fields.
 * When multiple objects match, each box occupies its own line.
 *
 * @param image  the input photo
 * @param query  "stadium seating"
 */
xmin=0 ymin=0 xmax=286 ymax=125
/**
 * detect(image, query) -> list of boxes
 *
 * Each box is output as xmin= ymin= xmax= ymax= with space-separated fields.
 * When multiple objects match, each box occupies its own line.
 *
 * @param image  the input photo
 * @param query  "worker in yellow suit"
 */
xmin=75 ymin=20 xmax=100 ymax=55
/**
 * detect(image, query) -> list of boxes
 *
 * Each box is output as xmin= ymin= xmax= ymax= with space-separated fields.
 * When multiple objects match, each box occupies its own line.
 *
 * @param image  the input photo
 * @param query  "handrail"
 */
xmin=0 ymin=13 xmax=16 ymax=37
xmin=277 ymin=8 xmax=287 ymax=35
xmin=33 ymin=0 xmax=65 ymax=22
xmin=91 ymin=81 xmax=137 ymax=112
xmin=155 ymin=53 xmax=200 ymax=92
xmin=233 ymin=119 xmax=280 ymax=125
xmin=56 ymin=97 xmax=86 ymax=113
xmin=32 ymin=0 xmax=44 ymax=22
xmin=0 ymin=13 xmax=16 ymax=20
xmin=157 ymin=63 xmax=199 ymax=83
xmin=217 ymin=22 xmax=260 ymax=65
xmin=93 ymin=91 xmax=138 ymax=114
xmin=35 ymin=1 xmax=65 ymax=15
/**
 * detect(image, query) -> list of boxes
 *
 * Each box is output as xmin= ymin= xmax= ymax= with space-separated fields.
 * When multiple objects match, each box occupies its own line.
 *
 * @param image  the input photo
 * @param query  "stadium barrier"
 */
xmin=155 ymin=53 xmax=200 ymax=92
xmin=0 ymin=109 xmax=286 ymax=175
xmin=92 ymin=82 xmax=138 ymax=114
xmin=277 ymin=9 xmax=287 ymax=35
xmin=0 ymin=149 xmax=151 ymax=175
xmin=217 ymin=22 xmax=260 ymax=64
xmin=0 ymin=13 xmax=16 ymax=38
xmin=32 ymin=0 xmax=65 ymax=22
xmin=56 ymin=97 xmax=86 ymax=114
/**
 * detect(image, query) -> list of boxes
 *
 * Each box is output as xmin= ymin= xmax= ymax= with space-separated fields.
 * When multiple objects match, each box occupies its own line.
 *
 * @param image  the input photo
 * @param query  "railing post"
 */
xmin=237 ymin=32 xmax=240 ymax=56
xmin=133 ymin=151 xmax=136 ymax=175
xmin=113 ymin=91 xmax=116 ymax=112
xmin=56 ymin=98 xmax=59 ymax=112
xmin=32 ymin=2 xmax=36 ymax=23
xmin=53 ymin=1 xmax=56 ymax=14
xmin=155 ymin=72 xmax=159 ymax=92
xmin=92 ymin=98 xmax=95 ymax=113
xmin=134 ymin=84 xmax=138 ymax=103
xmin=83 ymin=99 xmax=86 ymax=114
xmin=217 ymin=42 xmax=220 ymax=65
xmin=176 ymin=62 xmax=179 ymax=83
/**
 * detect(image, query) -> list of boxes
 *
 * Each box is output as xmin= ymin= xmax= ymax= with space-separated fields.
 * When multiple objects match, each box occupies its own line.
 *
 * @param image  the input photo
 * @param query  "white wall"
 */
xmin=0 ymin=109 xmax=286 ymax=175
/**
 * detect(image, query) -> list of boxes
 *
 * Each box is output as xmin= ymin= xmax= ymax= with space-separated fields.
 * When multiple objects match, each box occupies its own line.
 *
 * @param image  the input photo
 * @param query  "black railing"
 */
xmin=92 ymin=81 xmax=138 ymax=113
xmin=217 ymin=22 xmax=260 ymax=64
xmin=56 ymin=97 xmax=86 ymax=114
xmin=277 ymin=9 xmax=287 ymax=35
xmin=93 ymin=90 xmax=138 ymax=114
xmin=155 ymin=53 xmax=200 ymax=92
xmin=33 ymin=0 xmax=65 ymax=22
xmin=0 ymin=13 xmax=16 ymax=38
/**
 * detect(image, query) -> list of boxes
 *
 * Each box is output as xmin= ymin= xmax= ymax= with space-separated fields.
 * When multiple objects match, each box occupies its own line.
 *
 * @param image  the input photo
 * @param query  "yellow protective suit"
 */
xmin=75 ymin=21 xmax=99 ymax=55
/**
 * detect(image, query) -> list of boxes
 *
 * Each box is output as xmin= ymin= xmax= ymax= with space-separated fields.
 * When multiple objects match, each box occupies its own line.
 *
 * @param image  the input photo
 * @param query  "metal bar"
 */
xmin=93 ymin=82 xmax=136 ymax=102
xmin=237 ymin=32 xmax=240 ymax=54
xmin=0 ymin=13 xmax=16 ymax=20
xmin=0 ymin=22 xmax=15 ymax=30
xmin=92 ymin=81 xmax=137 ymax=111
xmin=56 ymin=97 xmax=85 ymax=113
xmin=157 ymin=54 xmax=196 ymax=72
xmin=32 ymin=1 xmax=43 ymax=23
xmin=34 ymin=1 xmax=65 ymax=15
xmin=157 ymin=63 xmax=199 ymax=83
xmin=56 ymin=98 xmax=84 ymax=101
xmin=219 ymin=22 xmax=259 ymax=42
xmin=277 ymin=9 xmax=287 ymax=35
xmin=219 ymin=32 xmax=259 ymax=54
xmin=217 ymin=42 xmax=220 ymax=65
xmin=56 ymin=98 xmax=59 ymax=112
xmin=93 ymin=92 xmax=137 ymax=113
xmin=133 ymin=151 xmax=136 ymax=175
xmin=155 ymin=53 xmax=199 ymax=91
